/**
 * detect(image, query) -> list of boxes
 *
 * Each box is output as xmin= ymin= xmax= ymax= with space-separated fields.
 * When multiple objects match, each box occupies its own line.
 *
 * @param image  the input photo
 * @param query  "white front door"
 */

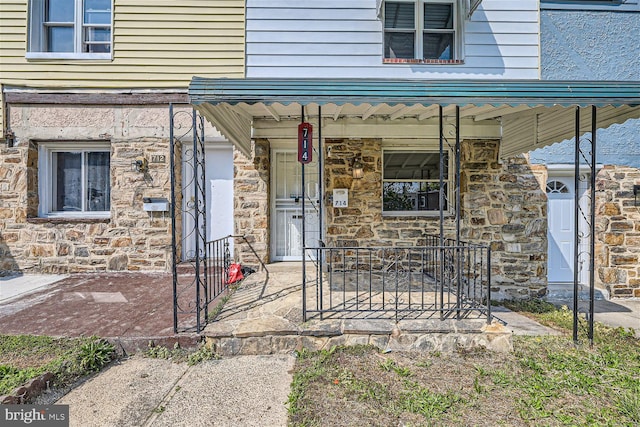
xmin=182 ymin=144 xmax=234 ymax=260
xmin=546 ymin=177 xmax=575 ymax=283
xmin=271 ymin=150 xmax=320 ymax=261
xmin=206 ymin=145 xmax=234 ymax=252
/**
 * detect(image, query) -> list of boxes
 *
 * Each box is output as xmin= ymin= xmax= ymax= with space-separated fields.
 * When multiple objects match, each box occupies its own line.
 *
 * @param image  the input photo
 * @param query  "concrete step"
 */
xmin=545 ymin=284 xmax=608 ymax=301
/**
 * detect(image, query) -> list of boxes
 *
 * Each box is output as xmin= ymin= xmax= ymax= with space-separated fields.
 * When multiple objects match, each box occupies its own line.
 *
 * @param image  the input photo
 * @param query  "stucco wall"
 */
xmin=530 ymin=10 xmax=640 ymax=168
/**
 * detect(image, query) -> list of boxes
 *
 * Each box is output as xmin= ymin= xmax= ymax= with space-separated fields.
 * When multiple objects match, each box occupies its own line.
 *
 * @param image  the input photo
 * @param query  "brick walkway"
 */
xmin=0 ymin=273 xmax=199 ymax=352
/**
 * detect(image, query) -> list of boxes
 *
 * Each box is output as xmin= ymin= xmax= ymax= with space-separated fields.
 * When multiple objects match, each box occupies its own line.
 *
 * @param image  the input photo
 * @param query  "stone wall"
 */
xmin=460 ymin=142 xmax=547 ymax=299
xmin=234 ymin=139 xmax=270 ymax=267
xmin=0 ymin=104 xmax=201 ymax=274
xmin=323 ymin=138 xmax=455 ymax=248
xmin=596 ymin=165 xmax=640 ymax=298
xmin=322 ymin=138 xmax=547 ymax=299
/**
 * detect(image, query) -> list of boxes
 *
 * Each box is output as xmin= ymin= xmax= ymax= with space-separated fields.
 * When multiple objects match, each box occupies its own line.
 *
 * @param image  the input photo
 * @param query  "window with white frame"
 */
xmin=383 ymin=150 xmax=450 ymax=214
xmin=28 ymin=0 xmax=113 ymax=59
xmin=384 ymin=0 xmax=461 ymax=61
xmin=39 ymin=143 xmax=111 ymax=218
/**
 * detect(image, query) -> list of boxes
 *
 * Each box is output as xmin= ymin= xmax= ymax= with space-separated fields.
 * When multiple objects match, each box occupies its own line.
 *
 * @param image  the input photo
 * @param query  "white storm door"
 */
xmin=547 ymin=178 xmax=575 ymax=283
xmin=206 ymin=145 xmax=234 ymax=254
xmin=272 ymin=150 xmax=319 ymax=261
xmin=182 ymin=144 xmax=234 ymax=261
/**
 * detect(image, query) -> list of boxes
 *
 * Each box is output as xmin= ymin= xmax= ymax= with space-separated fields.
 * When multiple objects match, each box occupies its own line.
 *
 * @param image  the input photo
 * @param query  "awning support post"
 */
xmin=170 ymin=103 xmax=178 ymax=333
xmin=588 ymin=105 xmax=597 ymax=345
xmin=301 ymin=105 xmax=307 ymax=322
xmin=573 ymin=107 xmax=580 ymax=344
xmin=455 ymin=105 xmax=462 ymax=319
xmin=318 ymin=105 xmax=324 ymax=320
xmin=439 ymin=105 xmax=445 ymax=320
xmin=573 ymin=105 xmax=597 ymax=346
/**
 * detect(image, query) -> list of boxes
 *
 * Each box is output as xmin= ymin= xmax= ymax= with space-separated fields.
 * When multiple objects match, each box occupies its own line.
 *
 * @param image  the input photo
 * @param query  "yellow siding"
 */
xmin=0 ymin=0 xmax=246 ymax=137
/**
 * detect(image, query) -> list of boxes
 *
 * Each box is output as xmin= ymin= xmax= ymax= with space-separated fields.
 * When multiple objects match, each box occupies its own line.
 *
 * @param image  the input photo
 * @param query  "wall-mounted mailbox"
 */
xmin=143 ymin=197 xmax=170 ymax=212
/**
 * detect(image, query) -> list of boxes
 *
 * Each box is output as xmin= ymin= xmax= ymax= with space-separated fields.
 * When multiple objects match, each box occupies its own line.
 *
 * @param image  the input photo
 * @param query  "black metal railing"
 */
xmin=202 ymin=235 xmax=267 ymax=327
xmin=303 ymin=241 xmax=491 ymax=322
xmin=204 ymin=236 xmax=232 ymax=313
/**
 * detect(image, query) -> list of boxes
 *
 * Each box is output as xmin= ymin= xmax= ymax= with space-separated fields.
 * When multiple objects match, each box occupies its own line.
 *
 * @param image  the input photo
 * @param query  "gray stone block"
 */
xmin=300 ymin=319 xmax=342 ymax=336
xmin=343 ymin=319 xmax=395 ymax=334
xmin=218 ymin=338 xmax=242 ymax=357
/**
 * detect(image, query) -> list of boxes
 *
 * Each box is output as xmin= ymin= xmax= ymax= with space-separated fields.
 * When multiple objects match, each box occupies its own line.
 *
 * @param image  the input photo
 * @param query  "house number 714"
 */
xmin=298 ymin=122 xmax=313 ymax=164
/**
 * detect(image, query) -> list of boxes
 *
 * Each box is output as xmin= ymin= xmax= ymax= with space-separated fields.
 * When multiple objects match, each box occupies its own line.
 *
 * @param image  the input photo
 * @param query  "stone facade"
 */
xmin=595 ymin=165 xmax=640 ymax=298
xmin=234 ymin=139 xmax=270 ymax=267
xmin=0 ymin=104 xmax=198 ymax=274
xmin=531 ymin=163 xmax=640 ymax=299
xmin=460 ymin=142 xmax=548 ymax=299
xmin=321 ymin=138 xmax=547 ymax=299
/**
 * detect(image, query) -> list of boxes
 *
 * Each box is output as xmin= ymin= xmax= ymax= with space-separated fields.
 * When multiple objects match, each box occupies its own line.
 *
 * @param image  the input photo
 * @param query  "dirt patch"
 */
xmin=289 ymin=329 xmax=640 ymax=426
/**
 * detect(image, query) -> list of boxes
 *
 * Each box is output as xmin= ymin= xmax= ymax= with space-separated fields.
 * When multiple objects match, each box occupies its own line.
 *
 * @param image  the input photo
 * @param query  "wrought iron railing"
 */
xmin=173 ymin=234 xmax=266 ymax=334
xmin=204 ymin=236 xmax=232 ymax=314
xmin=303 ymin=240 xmax=491 ymax=322
xmin=204 ymin=234 xmax=267 ymax=323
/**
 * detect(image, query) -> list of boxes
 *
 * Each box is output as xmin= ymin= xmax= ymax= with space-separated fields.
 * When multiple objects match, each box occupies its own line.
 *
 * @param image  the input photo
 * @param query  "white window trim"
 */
xmin=38 ymin=142 xmax=111 ymax=219
xmin=383 ymin=0 xmax=464 ymax=61
xmin=382 ymin=148 xmax=454 ymax=217
xmin=27 ymin=0 xmax=114 ymax=60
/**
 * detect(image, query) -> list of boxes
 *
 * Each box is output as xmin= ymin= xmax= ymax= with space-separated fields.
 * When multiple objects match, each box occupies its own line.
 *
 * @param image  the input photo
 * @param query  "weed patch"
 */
xmin=288 ymin=310 xmax=640 ymax=426
xmin=143 ymin=342 xmax=219 ymax=365
xmin=0 ymin=335 xmax=115 ymax=398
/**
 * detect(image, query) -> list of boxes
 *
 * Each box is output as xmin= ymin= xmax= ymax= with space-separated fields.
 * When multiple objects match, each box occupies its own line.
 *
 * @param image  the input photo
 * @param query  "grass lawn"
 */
xmin=0 ymin=335 xmax=115 ymax=398
xmin=287 ymin=304 xmax=640 ymax=426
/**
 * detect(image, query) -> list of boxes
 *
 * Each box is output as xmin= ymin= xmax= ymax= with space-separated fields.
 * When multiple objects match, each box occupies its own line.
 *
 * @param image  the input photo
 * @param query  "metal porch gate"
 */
xmin=170 ymin=105 xmax=210 ymax=333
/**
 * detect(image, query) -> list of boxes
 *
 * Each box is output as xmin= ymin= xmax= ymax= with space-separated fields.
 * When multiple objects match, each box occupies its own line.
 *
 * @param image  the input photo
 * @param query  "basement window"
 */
xmin=38 ymin=142 xmax=111 ymax=218
xmin=383 ymin=150 xmax=451 ymax=215
xmin=27 ymin=0 xmax=113 ymax=60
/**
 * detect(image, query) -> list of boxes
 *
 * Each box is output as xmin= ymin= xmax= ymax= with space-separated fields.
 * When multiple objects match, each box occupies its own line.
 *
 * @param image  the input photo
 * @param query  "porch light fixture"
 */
xmin=634 ymin=185 xmax=640 ymax=206
xmin=352 ymin=158 xmax=364 ymax=179
xmin=132 ymin=157 xmax=149 ymax=173
xmin=5 ymin=130 xmax=15 ymax=148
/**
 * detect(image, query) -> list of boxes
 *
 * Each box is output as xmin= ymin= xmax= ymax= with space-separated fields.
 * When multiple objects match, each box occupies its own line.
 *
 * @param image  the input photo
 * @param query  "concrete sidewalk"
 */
xmin=592 ymin=299 xmax=640 ymax=336
xmin=1 ymin=271 xmax=638 ymax=427
xmin=0 ymin=274 xmax=68 ymax=305
xmin=54 ymin=354 xmax=295 ymax=427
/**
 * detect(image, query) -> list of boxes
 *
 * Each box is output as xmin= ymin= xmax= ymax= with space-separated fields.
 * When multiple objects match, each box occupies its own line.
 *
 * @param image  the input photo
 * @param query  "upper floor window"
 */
xmin=27 ymin=0 xmax=113 ymax=60
xmin=384 ymin=0 xmax=461 ymax=62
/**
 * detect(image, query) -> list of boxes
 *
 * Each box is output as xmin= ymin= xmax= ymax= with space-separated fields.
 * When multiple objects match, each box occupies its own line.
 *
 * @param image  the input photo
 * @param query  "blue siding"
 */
xmin=530 ymin=10 xmax=640 ymax=168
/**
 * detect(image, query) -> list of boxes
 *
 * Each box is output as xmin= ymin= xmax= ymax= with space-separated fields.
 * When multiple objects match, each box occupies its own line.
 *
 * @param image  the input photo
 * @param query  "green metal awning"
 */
xmin=190 ymin=78 xmax=640 ymax=107
xmin=188 ymin=78 xmax=640 ymax=158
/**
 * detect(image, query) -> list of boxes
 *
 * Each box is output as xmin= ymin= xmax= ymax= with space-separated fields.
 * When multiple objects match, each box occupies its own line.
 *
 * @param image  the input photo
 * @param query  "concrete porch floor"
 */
xmin=203 ymin=262 xmax=556 ymax=356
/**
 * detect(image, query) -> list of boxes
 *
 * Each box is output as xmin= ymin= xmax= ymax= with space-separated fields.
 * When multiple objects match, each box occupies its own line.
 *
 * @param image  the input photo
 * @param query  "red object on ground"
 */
xmin=227 ymin=263 xmax=244 ymax=284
